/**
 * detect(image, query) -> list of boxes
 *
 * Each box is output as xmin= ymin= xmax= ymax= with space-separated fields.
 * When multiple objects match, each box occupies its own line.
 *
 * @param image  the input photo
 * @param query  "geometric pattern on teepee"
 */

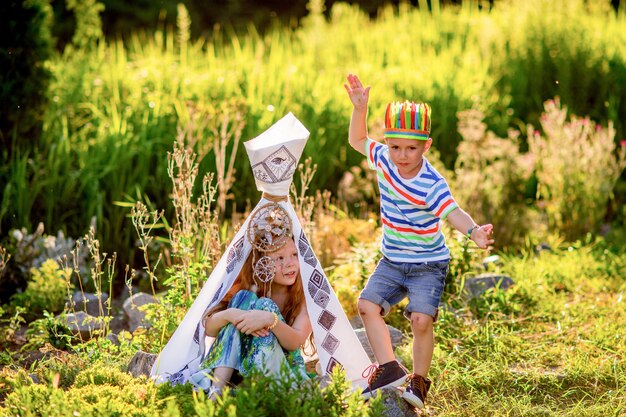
xmin=168 ymin=364 xmax=188 ymax=385
xmin=321 ymin=333 xmax=340 ymax=354
xmin=298 ymin=230 xmax=317 ymax=267
xmin=313 ymin=290 xmax=330 ymax=308
xmin=192 ymin=323 xmax=201 ymax=344
xmin=317 ymin=309 xmax=337 ymax=332
xmin=326 ymin=357 xmax=344 ymax=374
xmin=226 ymin=236 xmax=245 ymax=273
xmin=251 ymin=145 xmax=297 ymax=184
xmin=310 ymin=268 xmax=331 ymax=292
xmin=209 ymin=283 xmax=224 ymax=307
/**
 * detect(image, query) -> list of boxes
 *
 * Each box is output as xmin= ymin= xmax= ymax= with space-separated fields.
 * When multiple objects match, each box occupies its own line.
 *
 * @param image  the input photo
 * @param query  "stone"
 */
xmin=69 ymin=291 xmax=109 ymax=317
xmin=379 ymin=387 xmax=418 ymax=417
xmin=535 ymin=243 xmax=552 ymax=254
xmin=463 ymin=274 xmax=514 ymax=299
xmin=123 ymin=292 xmax=157 ymax=332
xmin=127 ymin=350 xmax=158 ymax=378
xmin=349 ymin=315 xmax=364 ymax=329
xmin=106 ymin=333 xmax=120 ymax=346
xmin=63 ymin=311 xmax=105 ymax=340
xmin=355 ymin=325 xmax=406 ymax=362
xmin=109 ymin=314 xmax=127 ymax=334
xmin=481 ymin=254 xmax=502 ymax=269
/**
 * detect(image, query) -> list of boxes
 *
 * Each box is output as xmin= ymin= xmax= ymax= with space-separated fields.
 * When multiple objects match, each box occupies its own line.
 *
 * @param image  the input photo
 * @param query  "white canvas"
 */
xmin=151 ymin=113 xmax=371 ymax=388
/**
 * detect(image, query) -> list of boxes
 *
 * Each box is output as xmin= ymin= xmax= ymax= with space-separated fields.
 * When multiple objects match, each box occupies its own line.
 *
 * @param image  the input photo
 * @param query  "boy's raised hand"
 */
xmin=344 ymin=73 xmax=370 ymax=110
xmin=473 ymin=224 xmax=495 ymax=249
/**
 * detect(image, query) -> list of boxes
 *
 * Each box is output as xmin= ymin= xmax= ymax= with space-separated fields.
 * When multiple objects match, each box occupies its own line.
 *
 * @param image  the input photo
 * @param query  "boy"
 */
xmin=344 ymin=74 xmax=494 ymax=409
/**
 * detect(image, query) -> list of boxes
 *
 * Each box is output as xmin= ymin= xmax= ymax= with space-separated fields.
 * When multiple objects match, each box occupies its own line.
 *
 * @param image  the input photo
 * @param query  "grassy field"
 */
xmin=1 ymin=227 xmax=624 ymax=416
xmin=1 ymin=0 xmax=625 ymax=415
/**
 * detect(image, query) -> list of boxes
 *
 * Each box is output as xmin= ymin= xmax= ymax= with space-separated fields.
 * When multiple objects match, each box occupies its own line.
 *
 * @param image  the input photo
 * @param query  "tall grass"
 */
xmin=2 ymin=0 xmax=625 ymax=263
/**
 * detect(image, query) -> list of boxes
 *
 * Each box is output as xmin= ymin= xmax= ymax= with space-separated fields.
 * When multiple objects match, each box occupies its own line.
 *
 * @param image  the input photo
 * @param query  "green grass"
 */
xmin=419 ymin=240 xmax=626 ymax=416
xmin=2 ymin=0 xmax=626 ymax=264
xmin=1 ymin=235 xmax=624 ymax=416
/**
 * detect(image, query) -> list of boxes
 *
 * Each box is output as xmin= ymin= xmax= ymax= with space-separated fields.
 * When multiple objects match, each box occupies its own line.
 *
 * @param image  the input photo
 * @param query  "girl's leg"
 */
xmin=211 ymin=367 xmax=234 ymax=389
xmin=189 ymin=290 xmax=259 ymax=391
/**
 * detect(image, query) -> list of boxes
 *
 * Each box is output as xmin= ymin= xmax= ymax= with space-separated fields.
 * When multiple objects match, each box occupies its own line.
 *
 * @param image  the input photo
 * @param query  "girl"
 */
xmin=189 ymin=232 xmax=313 ymax=398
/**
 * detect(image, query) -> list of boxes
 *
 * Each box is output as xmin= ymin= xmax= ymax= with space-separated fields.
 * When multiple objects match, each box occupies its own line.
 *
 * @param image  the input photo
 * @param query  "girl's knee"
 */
xmin=255 ymin=297 xmax=280 ymax=314
xmin=229 ymin=290 xmax=258 ymax=308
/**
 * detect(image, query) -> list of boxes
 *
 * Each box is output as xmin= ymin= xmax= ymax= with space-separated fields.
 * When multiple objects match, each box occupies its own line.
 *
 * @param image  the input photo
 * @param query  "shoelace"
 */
xmin=361 ymin=363 xmax=383 ymax=385
xmin=408 ymin=374 xmax=426 ymax=396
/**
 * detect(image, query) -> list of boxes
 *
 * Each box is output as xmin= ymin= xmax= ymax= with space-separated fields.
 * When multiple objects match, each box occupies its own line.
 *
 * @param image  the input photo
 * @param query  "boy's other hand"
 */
xmin=344 ymin=73 xmax=370 ymax=110
xmin=473 ymin=224 xmax=495 ymax=249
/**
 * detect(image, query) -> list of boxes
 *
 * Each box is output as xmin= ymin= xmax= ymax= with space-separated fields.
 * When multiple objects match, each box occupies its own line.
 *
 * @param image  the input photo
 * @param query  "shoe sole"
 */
xmin=401 ymin=390 xmax=425 ymax=409
xmin=362 ymin=375 xmax=408 ymax=399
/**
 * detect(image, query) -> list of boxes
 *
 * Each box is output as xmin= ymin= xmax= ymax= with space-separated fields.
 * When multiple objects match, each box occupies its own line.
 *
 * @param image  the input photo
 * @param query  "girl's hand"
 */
xmin=225 ymin=308 xmax=246 ymax=324
xmin=344 ymin=74 xmax=370 ymax=110
xmin=234 ymin=310 xmax=275 ymax=335
xmin=472 ymin=224 xmax=495 ymax=249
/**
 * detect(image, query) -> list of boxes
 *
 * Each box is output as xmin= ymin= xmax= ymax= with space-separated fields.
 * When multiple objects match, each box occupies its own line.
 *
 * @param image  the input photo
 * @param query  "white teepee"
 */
xmin=151 ymin=113 xmax=371 ymax=388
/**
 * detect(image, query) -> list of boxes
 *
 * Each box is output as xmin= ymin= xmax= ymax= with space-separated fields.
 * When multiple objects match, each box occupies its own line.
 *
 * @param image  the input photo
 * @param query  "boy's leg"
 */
xmin=402 ymin=261 xmax=447 ymax=409
xmin=358 ymin=298 xmax=408 ymax=398
xmin=358 ymin=299 xmax=395 ymax=364
xmin=409 ymin=312 xmax=434 ymax=377
xmin=358 ymin=257 xmax=410 ymax=398
xmin=402 ymin=314 xmax=435 ymax=409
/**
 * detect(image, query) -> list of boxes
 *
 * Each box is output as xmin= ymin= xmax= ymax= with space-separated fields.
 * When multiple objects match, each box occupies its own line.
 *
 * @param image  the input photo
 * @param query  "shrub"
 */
xmin=0 ymin=0 xmax=53 ymax=155
xmin=11 ymin=259 xmax=72 ymax=321
xmin=327 ymin=240 xmax=380 ymax=320
xmin=193 ymin=367 xmax=384 ymax=417
xmin=529 ymin=98 xmax=626 ymax=240
xmin=453 ymin=108 xmax=534 ymax=248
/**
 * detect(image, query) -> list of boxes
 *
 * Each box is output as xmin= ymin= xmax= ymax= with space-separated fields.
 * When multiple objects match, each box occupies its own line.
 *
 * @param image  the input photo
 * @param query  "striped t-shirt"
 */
xmin=366 ymin=138 xmax=459 ymax=263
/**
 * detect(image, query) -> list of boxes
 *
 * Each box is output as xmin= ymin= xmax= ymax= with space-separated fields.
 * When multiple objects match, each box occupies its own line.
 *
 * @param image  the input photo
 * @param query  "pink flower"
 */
xmin=620 ymin=140 xmax=626 ymax=147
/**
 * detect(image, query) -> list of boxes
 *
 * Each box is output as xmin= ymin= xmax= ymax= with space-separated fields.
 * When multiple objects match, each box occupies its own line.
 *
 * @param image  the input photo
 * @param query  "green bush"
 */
xmin=11 ymin=259 xmax=72 ymax=321
xmin=453 ymin=109 xmax=534 ymax=248
xmin=4 ymin=0 xmax=626 ymax=288
xmin=529 ymin=99 xmax=626 ymax=240
xmin=0 ymin=0 xmax=53 ymax=155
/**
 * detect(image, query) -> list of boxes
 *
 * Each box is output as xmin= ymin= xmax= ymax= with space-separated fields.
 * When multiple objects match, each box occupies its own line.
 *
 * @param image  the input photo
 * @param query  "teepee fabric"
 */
xmin=151 ymin=113 xmax=371 ymax=388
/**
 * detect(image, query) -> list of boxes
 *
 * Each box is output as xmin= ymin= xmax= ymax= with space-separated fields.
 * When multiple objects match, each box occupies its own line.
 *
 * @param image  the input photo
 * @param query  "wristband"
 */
xmin=467 ymin=225 xmax=479 ymax=239
xmin=268 ymin=312 xmax=279 ymax=330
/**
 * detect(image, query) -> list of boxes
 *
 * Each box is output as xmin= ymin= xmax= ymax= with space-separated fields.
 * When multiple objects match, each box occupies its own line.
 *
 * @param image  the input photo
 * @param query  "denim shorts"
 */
xmin=359 ymin=256 xmax=449 ymax=320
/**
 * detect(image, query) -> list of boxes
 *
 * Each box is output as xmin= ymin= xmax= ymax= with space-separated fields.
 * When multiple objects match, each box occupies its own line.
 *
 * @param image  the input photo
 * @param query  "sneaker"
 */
xmin=361 ymin=361 xmax=408 ymax=399
xmin=402 ymin=374 xmax=431 ymax=409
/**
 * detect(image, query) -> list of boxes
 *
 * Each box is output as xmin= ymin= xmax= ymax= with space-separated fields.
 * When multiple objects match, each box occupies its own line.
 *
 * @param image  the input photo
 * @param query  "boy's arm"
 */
xmin=446 ymin=207 xmax=494 ymax=249
xmin=344 ymin=74 xmax=370 ymax=156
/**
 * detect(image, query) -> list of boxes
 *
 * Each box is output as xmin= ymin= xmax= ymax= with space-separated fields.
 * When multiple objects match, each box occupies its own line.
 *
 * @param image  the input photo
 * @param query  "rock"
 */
xmin=123 ymin=292 xmax=157 ymax=332
xmin=463 ymin=274 xmax=514 ymax=299
xmin=63 ymin=311 xmax=105 ymax=340
xmin=127 ymin=350 xmax=158 ymax=378
xmin=482 ymin=254 xmax=502 ymax=269
xmin=349 ymin=315 xmax=364 ymax=329
xmin=355 ymin=325 xmax=406 ymax=362
xmin=109 ymin=314 xmax=127 ymax=334
xmin=379 ymin=387 xmax=418 ymax=416
xmin=69 ymin=291 xmax=109 ymax=317
xmin=535 ymin=243 xmax=552 ymax=254
xmin=106 ymin=333 xmax=120 ymax=346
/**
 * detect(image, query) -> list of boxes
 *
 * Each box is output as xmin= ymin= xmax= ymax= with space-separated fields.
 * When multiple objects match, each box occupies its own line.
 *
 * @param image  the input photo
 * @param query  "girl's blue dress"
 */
xmin=188 ymin=290 xmax=308 ymax=391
